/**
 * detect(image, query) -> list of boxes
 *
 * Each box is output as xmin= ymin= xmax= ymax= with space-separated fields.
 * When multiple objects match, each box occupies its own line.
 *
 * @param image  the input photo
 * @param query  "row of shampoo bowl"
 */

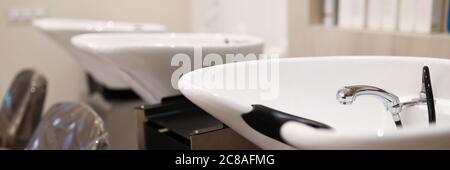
xmin=33 ymin=18 xmax=265 ymax=104
xmin=34 ymin=18 xmax=450 ymax=150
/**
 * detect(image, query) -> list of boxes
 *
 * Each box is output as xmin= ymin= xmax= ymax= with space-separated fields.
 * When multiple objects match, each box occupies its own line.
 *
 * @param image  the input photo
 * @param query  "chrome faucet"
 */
xmin=336 ymin=85 xmax=403 ymax=127
xmin=336 ymin=66 xmax=436 ymax=128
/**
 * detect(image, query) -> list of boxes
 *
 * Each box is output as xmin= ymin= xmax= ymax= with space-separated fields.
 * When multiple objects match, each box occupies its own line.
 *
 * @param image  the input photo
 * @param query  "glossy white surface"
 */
xmin=72 ymin=33 xmax=264 ymax=104
xmin=178 ymin=56 xmax=450 ymax=149
xmin=33 ymin=18 xmax=166 ymax=89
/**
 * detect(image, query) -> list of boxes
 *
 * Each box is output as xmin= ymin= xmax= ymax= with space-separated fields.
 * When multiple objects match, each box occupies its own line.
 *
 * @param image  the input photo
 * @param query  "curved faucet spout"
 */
xmin=336 ymin=85 xmax=402 ymax=127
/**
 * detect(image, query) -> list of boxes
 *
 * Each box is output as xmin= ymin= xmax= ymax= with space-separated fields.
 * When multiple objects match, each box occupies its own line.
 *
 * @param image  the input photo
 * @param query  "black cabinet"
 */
xmin=135 ymin=95 xmax=259 ymax=150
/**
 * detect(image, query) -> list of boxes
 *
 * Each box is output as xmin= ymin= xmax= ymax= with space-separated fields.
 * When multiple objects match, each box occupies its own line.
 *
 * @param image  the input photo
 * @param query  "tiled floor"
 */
xmin=88 ymin=94 xmax=144 ymax=150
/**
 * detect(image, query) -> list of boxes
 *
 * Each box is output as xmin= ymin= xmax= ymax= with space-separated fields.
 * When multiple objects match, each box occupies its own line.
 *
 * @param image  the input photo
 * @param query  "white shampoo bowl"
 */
xmin=33 ymin=18 xmax=166 ymax=90
xmin=71 ymin=33 xmax=264 ymax=104
xmin=178 ymin=56 xmax=450 ymax=149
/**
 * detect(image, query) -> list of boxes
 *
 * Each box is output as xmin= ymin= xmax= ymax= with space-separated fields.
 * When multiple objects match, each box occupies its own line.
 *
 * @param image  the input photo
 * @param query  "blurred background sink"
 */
xmin=71 ymin=33 xmax=264 ymax=104
xmin=33 ymin=18 xmax=166 ymax=90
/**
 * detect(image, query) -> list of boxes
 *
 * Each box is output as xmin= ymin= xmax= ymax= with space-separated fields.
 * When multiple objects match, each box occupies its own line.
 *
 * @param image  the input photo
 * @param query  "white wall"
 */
xmin=191 ymin=0 xmax=289 ymax=56
xmin=0 ymin=0 xmax=190 ymax=110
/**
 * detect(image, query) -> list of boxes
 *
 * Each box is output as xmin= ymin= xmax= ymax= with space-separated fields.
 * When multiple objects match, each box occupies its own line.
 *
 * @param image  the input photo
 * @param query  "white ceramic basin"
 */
xmin=33 ymin=18 xmax=166 ymax=89
xmin=178 ymin=56 xmax=450 ymax=149
xmin=71 ymin=33 xmax=264 ymax=104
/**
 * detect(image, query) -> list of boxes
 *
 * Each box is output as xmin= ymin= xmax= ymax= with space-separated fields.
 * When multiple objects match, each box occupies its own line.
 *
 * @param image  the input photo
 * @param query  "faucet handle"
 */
xmin=422 ymin=66 xmax=436 ymax=124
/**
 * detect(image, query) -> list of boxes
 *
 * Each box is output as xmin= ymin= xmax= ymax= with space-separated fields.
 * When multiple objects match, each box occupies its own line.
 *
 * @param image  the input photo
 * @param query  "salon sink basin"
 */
xmin=178 ymin=56 xmax=450 ymax=149
xmin=33 ymin=18 xmax=166 ymax=89
xmin=71 ymin=33 xmax=264 ymax=104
